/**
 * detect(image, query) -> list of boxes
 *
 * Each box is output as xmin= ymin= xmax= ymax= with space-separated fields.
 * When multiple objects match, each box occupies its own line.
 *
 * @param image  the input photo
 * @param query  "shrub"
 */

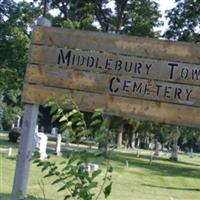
xmin=8 ymin=128 xmax=20 ymax=143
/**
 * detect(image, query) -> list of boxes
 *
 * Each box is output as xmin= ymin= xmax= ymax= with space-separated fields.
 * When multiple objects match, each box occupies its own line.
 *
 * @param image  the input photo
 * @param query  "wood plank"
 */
xmin=22 ymin=83 xmax=200 ymax=128
xmin=31 ymin=26 xmax=200 ymax=64
xmin=28 ymin=46 xmax=200 ymax=86
xmin=26 ymin=65 xmax=200 ymax=107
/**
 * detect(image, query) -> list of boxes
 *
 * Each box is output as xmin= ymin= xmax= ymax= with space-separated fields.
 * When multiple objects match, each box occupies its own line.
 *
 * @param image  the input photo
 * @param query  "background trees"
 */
xmin=164 ymin=0 xmax=200 ymax=42
xmin=1 ymin=0 xmax=200 ymax=154
xmin=0 ymin=0 xmax=42 ymax=129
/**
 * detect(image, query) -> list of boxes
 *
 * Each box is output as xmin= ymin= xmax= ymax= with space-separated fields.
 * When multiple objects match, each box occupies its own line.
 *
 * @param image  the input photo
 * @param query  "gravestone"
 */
xmin=55 ymin=134 xmax=62 ymax=156
xmin=34 ymin=130 xmax=48 ymax=160
xmin=51 ymin=127 xmax=58 ymax=136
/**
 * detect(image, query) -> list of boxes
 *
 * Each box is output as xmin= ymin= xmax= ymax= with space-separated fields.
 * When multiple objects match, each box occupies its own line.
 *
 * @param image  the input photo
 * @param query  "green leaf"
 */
xmin=88 ymin=181 xmax=98 ymax=189
xmin=66 ymin=121 xmax=72 ymax=127
xmin=68 ymin=155 xmax=77 ymax=165
xmin=59 ymin=115 xmax=68 ymax=122
xmin=50 ymin=105 xmax=58 ymax=115
xmin=107 ymin=165 xmax=113 ymax=173
xmin=90 ymin=119 xmax=102 ymax=127
xmin=41 ymin=165 xmax=49 ymax=172
xmin=44 ymin=172 xmax=54 ymax=178
xmin=33 ymin=159 xmax=40 ymax=164
xmin=57 ymin=184 xmax=68 ymax=192
xmin=64 ymin=195 xmax=71 ymax=200
xmin=51 ymin=113 xmax=60 ymax=123
xmin=68 ymin=109 xmax=78 ymax=117
xmin=92 ymin=170 xmax=101 ymax=179
xmin=60 ymin=124 xmax=69 ymax=133
xmin=71 ymin=117 xmax=82 ymax=124
xmin=91 ymin=109 xmax=103 ymax=119
xmin=104 ymin=182 xmax=112 ymax=199
xmin=52 ymin=178 xmax=62 ymax=185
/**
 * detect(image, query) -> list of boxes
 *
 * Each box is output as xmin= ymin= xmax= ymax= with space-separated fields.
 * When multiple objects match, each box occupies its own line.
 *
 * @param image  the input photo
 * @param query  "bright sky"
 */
xmin=15 ymin=0 xmax=176 ymax=32
xmin=156 ymin=0 xmax=176 ymax=32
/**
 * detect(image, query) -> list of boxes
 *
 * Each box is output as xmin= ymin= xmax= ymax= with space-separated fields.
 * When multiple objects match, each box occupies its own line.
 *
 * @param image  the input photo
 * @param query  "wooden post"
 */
xmin=11 ymin=104 xmax=39 ymax=200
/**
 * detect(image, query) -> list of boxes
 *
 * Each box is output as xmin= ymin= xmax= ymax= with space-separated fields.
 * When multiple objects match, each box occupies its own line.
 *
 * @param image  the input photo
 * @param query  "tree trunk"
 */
xmin=170 ymin=135 xmax=179 ymax=161
xmin=98 ymin=115 xmax=110 ymax=157
xmin=130 ymin=132 xmax=136 ymax=148
xmin=154 ymin=139 xmax=159 ymax=156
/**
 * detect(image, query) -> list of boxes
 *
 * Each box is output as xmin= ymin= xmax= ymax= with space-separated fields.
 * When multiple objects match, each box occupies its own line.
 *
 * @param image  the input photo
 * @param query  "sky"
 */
xmin=14 ymin=0 xmax=176 ymax=33
xmin=156 ymin=0 xmax=176 ymax=32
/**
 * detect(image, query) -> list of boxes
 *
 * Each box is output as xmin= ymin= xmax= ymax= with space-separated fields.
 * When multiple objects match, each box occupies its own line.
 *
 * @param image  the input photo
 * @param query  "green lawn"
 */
xmin=1 ymin=133 xmax=200 ymax=200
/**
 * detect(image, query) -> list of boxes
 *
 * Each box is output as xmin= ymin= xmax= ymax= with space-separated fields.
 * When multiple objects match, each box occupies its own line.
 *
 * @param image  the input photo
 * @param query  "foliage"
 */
xmin=122 ymin=0 xmax=162 ymax=37
xmin=8 ymin=127 xmax=20 ymax=143
xmin=164 ymin=0 xmax=200 ymax=42
xmin=45 ymin=95 xmax=88 ymax=144
xmin=48 ymin=0 xmax=97 ymax=31
xmin=89 ymin=109 xmax=114 ymax=152
xmin=36 ymin=95 xmax=113 ymax=200
xmin=0 ymin=94 xmax=4 ymax=130
xmin=33 ymin=151 xmax=113 ymax=200
xmin=1 ymin=0 xmax=200 ymax=154
xmin=1 ymin=104 xmax=22 ymax=130
xmin=0 ymin=0 xmax=42 ymax=130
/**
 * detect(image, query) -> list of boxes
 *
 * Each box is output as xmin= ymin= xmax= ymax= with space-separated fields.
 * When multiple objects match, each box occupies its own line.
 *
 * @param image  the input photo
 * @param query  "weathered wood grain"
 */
xmin=25 ymin=65 xmax=200 ymax=107
xmin=31 ymin=26 xmax=200 ymax=64
xmin=21 ymin=26 xmax=200 ymax=127
xmin=28 ymin=46 xmax=200 ymax=86
xmin=22 ymin=83 xmax=200 ymax=128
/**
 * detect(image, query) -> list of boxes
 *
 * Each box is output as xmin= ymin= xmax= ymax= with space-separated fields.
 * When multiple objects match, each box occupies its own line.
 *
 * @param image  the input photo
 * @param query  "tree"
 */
xmin=111 ymin=116 xmax=126 ymax=149
xmin=164 ymin=0 xmax=200 ymax=42
xmin=124 ymin=119 xmax=141 ymax=148
xmin=0 ymin=94 xmax=4 ymax=130
xmin=170 ymin=126 xmax=181 ymax=161
xmin=0 ymin=0 xmax=42 ymax=129
xmin=179 ymin=126 xmax=200 ymax=154
xmin=94 ymin=0 xmax=162 ymax=36
xmin=43 ymin=0 xmax=97 ymax=30
xmin=164 ymin=0 xmax=200 ymax=157
xmin=123 ymin=0 xmax=162 ymax=37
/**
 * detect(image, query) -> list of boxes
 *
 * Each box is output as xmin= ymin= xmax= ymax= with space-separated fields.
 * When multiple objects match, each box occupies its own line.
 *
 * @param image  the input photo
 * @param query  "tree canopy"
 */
xmin=0 ymin=0 xmax=200 ymax=153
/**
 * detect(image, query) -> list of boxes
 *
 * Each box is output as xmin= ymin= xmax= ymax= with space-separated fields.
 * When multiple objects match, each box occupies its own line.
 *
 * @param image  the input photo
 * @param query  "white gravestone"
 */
xmin=51 ymin=127 xmax=58 ymax=136
xmin=8 ymin=147 xmax=12 ymax=157
xmin=79 ymin=163 xmax=99 ymax=172
xmin=55 ymin=134 xmax=62 ymax=156
xmin=16 ymin=116 xmax=21 ymax=128
xmin=34 ymin=126 xmax=48 ymax=160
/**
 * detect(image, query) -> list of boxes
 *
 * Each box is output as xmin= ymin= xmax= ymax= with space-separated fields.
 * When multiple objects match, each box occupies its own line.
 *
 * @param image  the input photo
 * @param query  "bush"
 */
xmin=8 ymin=128 xmax=20 ymax=143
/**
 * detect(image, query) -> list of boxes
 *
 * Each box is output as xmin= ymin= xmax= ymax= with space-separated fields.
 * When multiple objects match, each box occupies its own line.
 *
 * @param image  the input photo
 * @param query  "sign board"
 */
xmin=22 ymin=26 xmax=200 ymax=127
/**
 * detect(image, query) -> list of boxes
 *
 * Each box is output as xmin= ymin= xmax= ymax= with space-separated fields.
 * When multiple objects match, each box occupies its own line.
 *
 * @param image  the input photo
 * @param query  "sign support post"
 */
xmin=11 ymin=104 xmax=39 ymax=200
xmin=11 ymin=16 xmax=51 ymax=200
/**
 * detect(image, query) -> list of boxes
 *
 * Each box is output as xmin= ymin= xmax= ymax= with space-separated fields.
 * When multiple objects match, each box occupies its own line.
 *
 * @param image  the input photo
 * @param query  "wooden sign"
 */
xmin=23 ymin=26 xmax=200 ymax=127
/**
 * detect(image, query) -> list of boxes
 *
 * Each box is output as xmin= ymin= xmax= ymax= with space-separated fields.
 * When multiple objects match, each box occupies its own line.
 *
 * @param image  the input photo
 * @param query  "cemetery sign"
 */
xmin=22 ymin=26 xmax=200 ymax=127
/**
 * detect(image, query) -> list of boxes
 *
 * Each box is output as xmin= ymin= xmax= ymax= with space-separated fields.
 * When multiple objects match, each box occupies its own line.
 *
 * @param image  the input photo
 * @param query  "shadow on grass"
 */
xmin=112 ymin=151 xmax=200 ymax=167
xmin=142 ymin=183 xmax=200 ymax=192
xmin=56 ymin=149 xmax=200 ymax=178
xmin=0 ymin=136 xmax=18 ymax=149
xmin=0 ymin=193 xmax=51 ymax=200
xmin=177 ymin=160 xmax=200 ymax=167
xmin=109 ymin=151 xmax=200 ymax=179
xmin=50 ymin=148 xmax=200 ymax=180
xmin=2 ymin=135 xmax=199 ymax=181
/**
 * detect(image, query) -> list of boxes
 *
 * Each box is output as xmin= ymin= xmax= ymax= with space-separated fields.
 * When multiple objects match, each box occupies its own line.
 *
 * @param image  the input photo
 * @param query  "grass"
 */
xmin=1 ymin=133 xmax=200 ymax=200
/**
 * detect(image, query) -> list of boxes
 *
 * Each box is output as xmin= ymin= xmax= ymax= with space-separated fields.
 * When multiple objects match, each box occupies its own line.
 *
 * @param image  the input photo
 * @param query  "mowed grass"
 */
xmin=1 ymin=133 xmax=200 ymax=200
